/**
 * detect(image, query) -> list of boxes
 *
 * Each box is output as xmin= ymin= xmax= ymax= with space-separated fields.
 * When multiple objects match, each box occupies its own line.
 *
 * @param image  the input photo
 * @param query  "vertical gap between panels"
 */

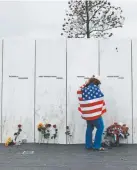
xmin=34 ymin=40 xmax=37 ymax=143
xmin=66 ymin=39 xmax=68 ymax=144
xmin=98 ymin=40 xmax=100 ymax=76
xmin=1 ymin=40 xmax=4 ymax=143
xmin=131 ymin=39 xmax=134 ymax=144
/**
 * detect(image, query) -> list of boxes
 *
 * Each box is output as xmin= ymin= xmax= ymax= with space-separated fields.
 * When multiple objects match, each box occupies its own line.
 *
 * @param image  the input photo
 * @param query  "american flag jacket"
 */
xmin=77 ymin=83 xmax=106 ymax=121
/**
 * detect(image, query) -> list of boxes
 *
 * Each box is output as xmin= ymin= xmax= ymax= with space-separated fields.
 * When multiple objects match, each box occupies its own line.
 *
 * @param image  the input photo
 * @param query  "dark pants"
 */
xmin=86 ymin=117 xmax=104 ymax=149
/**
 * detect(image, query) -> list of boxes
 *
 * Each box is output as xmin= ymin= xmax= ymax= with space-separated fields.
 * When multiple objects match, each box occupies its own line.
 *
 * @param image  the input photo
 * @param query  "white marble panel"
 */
xmin=132 ymin=39 xmax=137 ymax=143
xmin=35 ymin=39 xmax=66 ymax=144
xmin=2 ymin=39 xmax=35 ymax=143
xmin=0 ymin=40 xmax=2 ymax=142
xmin=100 ymin=39 xmax=132 ymax=143
xmin=67 ymin=39 xmax=98 ymax=144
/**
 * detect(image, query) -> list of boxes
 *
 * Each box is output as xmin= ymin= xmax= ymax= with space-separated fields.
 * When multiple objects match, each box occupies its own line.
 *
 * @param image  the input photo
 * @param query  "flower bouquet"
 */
xmin=103 ymin=122 xmax=130 ymax=147
xmin=5 ymin=124 xmax=22 ymax=147
xmin=5 ymin=137 xmax=15 ymax=147
xmin=37 ymin=122 xmax=58 ymax=144
xmin=14 ymin=124 xmax=22 ymax=142
xmin=65 ymin=126 xmax=73 ymax=144
xmin=51 ymin=125 xmax=58 ymax=141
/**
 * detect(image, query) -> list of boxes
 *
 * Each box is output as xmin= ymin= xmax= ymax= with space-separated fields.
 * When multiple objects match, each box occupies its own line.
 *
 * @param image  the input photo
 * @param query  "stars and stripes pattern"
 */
xmin=77 ymin=83 xmax=106 ymax=120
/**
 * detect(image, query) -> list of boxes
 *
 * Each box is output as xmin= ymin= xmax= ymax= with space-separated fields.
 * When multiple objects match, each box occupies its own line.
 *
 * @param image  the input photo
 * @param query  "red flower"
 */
xmin=53 ymin=125 xmax=56 ymax=128
xmin=114 ymin=122 xmax=118 ymax=125
xmin=18 ymin=124 xmax=22 ymax=128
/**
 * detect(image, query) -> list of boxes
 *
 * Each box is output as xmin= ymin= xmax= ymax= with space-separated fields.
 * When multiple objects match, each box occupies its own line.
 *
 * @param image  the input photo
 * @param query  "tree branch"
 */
xmin=90 ymin=25 xmax=121 ymax=33
xmin=89 ymin=3 xmax=106 ymax=21
xmin=88 ymin=1 xmax=103 ymax=11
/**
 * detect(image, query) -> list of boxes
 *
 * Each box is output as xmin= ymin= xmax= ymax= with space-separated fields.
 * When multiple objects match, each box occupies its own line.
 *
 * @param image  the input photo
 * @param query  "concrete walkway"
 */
xmin=0 ymin=144 xmax=137 ymax=170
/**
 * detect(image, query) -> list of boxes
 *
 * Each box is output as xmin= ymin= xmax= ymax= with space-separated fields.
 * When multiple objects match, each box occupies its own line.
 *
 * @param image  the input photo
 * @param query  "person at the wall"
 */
xmin=77 ymin=75 xmax=106 ymax=151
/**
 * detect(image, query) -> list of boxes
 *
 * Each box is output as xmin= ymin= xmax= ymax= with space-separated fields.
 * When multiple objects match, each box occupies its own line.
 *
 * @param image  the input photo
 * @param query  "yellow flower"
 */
xmin=37 ymin=122 xmax=44 ymax=129
xmin=5 ymin=137 xmax=12 ymax=146
xmin=7 ymin=137 xmax=12 ymax=143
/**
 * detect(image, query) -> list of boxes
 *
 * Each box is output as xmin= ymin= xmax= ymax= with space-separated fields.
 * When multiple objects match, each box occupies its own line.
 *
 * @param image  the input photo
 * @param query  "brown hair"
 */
xmin=85 ymin=77 xmax=101 ymax=87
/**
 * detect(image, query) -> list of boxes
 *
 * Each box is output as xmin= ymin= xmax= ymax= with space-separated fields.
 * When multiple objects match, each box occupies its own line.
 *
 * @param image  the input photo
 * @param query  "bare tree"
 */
xmin=61 ymin=0 xmax=125 ymax=38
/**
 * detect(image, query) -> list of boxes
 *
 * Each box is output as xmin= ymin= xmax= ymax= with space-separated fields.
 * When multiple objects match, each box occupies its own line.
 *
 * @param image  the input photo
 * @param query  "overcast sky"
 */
xmin=0 ymin=0 xmax=136 ymax=39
